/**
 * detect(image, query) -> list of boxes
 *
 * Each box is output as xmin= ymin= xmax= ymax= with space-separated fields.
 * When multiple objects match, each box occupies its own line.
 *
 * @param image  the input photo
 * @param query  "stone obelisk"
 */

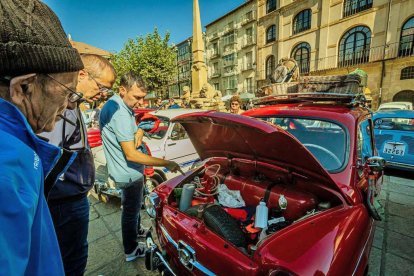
xmin=191 ymin=0 xmax=208 ymax=98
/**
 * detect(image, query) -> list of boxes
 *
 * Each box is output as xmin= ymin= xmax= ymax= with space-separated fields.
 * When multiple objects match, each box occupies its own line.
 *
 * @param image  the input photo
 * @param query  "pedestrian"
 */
xmin=99 ymin=72 xmax=181 ymax=262
xmin=167 ymin=97 xmax=181 ymax=109
xmin=154 ymin=97 xmax=163 ymax=108
xmin=0 ymin=0 xmax=84 ymax=274
xmin=39 ymin=54 xmax=116 ymax=275
xmin=229 ymin=95 xmax=244 ymax=115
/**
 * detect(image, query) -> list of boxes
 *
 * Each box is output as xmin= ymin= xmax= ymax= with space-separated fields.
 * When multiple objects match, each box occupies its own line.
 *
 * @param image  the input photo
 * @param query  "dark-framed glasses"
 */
xmin=46 ymin=74 xmax=84 ymax=103
xmin=88 ymin=73 xmax=111 ymax=93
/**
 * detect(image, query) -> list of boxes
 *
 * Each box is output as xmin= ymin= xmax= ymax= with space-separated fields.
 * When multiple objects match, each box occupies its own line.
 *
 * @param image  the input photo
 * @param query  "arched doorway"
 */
xmin=393 ymin=90 xmax=414 ymax=105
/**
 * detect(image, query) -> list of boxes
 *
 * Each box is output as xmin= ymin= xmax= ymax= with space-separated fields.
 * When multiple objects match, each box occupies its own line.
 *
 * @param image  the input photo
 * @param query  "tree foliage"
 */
xmin=111 ymin=28 xmax=176 ymax=95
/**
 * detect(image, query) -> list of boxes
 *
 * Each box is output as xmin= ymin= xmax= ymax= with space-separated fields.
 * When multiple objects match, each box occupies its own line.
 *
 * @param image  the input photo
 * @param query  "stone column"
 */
xmin=191 ymin=0 xmax=208 ymax=98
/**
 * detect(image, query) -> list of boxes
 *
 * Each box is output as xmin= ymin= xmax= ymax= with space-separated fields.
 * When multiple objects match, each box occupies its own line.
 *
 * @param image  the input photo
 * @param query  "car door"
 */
xmin=164 ymin=122 xmax=199 ymax=170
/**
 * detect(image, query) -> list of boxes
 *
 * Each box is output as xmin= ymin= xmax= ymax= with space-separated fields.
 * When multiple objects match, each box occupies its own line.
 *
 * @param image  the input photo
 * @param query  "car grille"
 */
xmin=401 ymin=136 xmax=414 ymax=155
xmin=375 ymin=134 xmax=393 ymax=149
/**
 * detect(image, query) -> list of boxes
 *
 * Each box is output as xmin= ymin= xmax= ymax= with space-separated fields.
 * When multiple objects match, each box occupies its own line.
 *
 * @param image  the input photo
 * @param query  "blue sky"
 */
xmin=43 ymin=0 xmax=245 ymax=53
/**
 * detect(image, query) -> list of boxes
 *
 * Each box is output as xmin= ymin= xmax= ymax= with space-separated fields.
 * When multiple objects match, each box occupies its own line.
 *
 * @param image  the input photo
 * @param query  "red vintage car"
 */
xmin=144 ymin=95 xmax=385 ymax=276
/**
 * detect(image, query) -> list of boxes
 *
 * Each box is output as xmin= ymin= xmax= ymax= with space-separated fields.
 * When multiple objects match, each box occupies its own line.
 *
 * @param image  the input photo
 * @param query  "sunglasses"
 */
xmin=46 ymin=74 xmax=84 ymax=103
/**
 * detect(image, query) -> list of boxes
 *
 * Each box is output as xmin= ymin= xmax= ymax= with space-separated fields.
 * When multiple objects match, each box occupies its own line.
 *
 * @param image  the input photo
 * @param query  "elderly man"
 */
xmin=0 ymin=0 xmax=83 ymax=275
xmin=100 ymin=72 xmax=181 ymax=261
xmin=40 ymin=54 xmax=116 ymax=275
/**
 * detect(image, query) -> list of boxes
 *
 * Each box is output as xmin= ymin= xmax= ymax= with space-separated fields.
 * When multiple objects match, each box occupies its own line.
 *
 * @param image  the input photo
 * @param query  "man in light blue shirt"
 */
xmin=100 ymin=72 xmax=180 ymax=261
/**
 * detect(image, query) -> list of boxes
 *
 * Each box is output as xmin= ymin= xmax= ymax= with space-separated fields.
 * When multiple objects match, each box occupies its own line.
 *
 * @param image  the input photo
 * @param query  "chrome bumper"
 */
xmin=386 ymin=161 xmax=414 ymax=171
xmin=145 ymin=233 xmax=177 ymax=276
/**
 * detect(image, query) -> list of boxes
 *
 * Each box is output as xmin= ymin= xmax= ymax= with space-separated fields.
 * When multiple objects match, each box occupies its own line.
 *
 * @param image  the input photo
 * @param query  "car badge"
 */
xmin=279 ymin=195 xmax=288 ymax=210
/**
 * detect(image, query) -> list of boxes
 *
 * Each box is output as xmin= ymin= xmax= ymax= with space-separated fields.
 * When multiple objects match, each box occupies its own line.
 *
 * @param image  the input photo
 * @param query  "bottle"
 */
xmin=254 ymin=200 xmax=268 ymax=229
xmin=179 ymin=184 xmax=195 ymax=211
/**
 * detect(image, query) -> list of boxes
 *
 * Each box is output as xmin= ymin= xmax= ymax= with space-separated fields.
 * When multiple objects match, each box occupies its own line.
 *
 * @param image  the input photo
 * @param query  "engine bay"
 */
xmin=168 ymin=158 xmax=344 ymax=255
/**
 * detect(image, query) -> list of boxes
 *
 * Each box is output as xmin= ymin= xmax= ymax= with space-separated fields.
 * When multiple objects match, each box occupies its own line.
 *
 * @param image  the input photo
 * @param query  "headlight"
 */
xmin=145 ymin=192 xmax=160 ymax=218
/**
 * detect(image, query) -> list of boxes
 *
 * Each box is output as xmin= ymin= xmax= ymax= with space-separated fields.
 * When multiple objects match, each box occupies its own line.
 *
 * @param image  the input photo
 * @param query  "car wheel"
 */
xmin=145 ymin=173 xmax=165 ymax=194
xmin=186 ymin=205 xmax=246 ymax=248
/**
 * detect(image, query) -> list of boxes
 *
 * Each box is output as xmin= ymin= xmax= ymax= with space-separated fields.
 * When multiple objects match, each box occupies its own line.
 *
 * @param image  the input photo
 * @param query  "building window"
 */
xmin=401 ymin=66 xmax=414 ymax=80
xmin=267 ymin=0 xmax=277 ymax=14
xmin=245 ymin=51 xmax=253 ymax=70
xmin=293 ymin=9 xmax=311 ymax=35
xmin=291 ymin=42 xmax=311 ymax=74
xmin=245 ymin=77 xmax=253 ymax=93
xmin=213 ymin=83 xmax=220 ymax=91
xmin=338 ymin=26 xmax=371 ymax=67
xmin=266 ymin=25 xmax=276 ymax=43
xmin=223 ymin=33 xmax=235 ymax=46
xmin=343 ymin=0 xmax=373 ymax=17
xmin=211 ymin=42 xmax=219 ymax=57
xmin=399 ymin=17 xmax=414 ymax=57
xmin=265 ymin=55 xmax=275 ymax=79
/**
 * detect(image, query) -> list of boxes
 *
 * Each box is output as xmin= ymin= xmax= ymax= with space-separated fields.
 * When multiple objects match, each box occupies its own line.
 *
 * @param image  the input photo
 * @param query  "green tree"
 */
xmin=111 ymin=28 xmax=176 ymax=96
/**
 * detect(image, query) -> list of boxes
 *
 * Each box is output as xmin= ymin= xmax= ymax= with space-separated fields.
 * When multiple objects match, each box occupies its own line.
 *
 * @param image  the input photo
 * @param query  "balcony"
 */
xmin=241 ymin=11 xmax=255 ymax=26
xmin=210 ymin=51 xmax=220 ymax=59
xmin=223 ymin=59 xmax=237 ymax=67
xmin=241 ymin=36 xmax=255 ymax=48
xmin=343 ymin=1 xmax=373 ymax=18
xmin=223 ymin=22 xmax=235 ymax=34
xmin=210 ymin=70 xmax=221 ymax=78
xmin=209 ymin=33 xmax=219 ymax=42
xmin=223 ymin=46 xmax=236 ymax=56
xmin=242 ymin=62 xmax=255 ymax=72
xmin=223 ymin=68 xmax=238 ymax=77
xmin=310 ymin=42 xmax=414 ymax=73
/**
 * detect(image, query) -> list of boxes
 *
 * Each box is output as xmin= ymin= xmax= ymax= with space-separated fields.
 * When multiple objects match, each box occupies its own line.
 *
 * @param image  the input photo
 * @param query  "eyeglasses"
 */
xmin=231 ymin=102 xmax=240 ymax=106
xmin=46 ymin=74 xmax=84 ymax=103
xmin=88 ymin=73 xmax=111 ymax=94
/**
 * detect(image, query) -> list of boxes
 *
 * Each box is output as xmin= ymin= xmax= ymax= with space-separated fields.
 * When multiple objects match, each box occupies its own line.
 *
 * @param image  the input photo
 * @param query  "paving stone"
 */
xmin=88 ymin=218 xmax=111 ymax=243
xmin=102 ymin=211 xmax=122 ymax=232
xmin=86 ymin=234 xmax=123 ymax=274
xmin=389 ymin=176 xmax=414 ymax=186
xmin=373 ymin=227 xmax=384 ymax=249
xmin=384 ymin=253 xmax=414 ymax=276
xmin=389 ymin=193 xmax=414 ymax=207
xmin=386 ymin=182 xmax=414 ymax=197
xmin=89 ymin=207 xmax=100 ymax=221
xmin=388 ymin=202 xmax=414 ymax=219
xmin=88 ymin=195 xmax=101 ymax=206
xmin=368 ymin=247 xmax=382 ymax=276
xmin=94 ymin=201 xmax=121 ymax=216
xmin=386 ymin=231 xmax=414 ymax=262
xmin=387 ymin=215 xmax=414 ymax=238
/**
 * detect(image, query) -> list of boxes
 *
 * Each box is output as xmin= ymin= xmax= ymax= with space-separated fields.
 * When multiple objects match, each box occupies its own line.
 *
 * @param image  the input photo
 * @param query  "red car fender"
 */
xmin=255 ymin=205 xmax=374 ymax=276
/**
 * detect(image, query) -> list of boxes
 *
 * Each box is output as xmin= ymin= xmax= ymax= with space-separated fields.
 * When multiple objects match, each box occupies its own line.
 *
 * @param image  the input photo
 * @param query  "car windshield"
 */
xmin=374 ymin=117 xmax=414 ymax=131
xmin=259 ymin=117 xmax=347 ymax=172
xmin=145 ymin=116 xmax=170 ymax=139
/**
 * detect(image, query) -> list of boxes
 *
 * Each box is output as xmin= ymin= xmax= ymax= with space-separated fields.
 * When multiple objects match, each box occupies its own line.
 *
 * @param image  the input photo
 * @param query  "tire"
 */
xmin=186 ymin=205 xmax=246 ymax=248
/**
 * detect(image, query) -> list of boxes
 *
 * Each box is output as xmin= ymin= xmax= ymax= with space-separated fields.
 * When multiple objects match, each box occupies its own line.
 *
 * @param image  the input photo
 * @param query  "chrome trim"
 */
xmin=146 ymin=235 xmax=177 ymax=276
xmin=159 ymin=224 xmax=216 ymax=276
xmin=352 ymin=222 xmax=373 ymax=276
xmin=386 ymin=161 xmax=414 ymax=170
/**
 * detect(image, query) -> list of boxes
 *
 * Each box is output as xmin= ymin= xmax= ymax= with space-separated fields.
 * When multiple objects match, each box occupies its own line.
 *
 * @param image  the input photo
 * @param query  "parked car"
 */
xmin=373 ymin=110 xmax=414 ymax=172
xmin=92 ymin=109 xmax=204 ymax=199
xmin=144 ymin=97 xmax=384 ymax=276
xmin=377 ymin=101 xmax=413 ymax=111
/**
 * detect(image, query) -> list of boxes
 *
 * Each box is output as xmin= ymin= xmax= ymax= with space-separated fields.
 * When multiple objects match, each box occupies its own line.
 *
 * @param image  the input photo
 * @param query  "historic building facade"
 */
xmin=205 ymin=0 xmax=257 ymax=96
xmin=256 ymin=0 xmax=414 ymax=108
xmin=168 ymin=38 xmax=193 ymax=98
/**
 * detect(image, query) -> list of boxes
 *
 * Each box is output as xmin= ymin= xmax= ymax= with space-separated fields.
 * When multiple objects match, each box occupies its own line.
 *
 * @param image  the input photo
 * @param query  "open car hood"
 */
xmin=172 ymin=111 xmax=345 ymax=196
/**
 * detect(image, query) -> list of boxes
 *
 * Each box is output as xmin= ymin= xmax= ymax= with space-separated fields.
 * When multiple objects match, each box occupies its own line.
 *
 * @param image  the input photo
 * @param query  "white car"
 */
xmin=93 ymin=109 xmax=204 ymax=192
xmin=378 ymin=101 xmax=413 ymax=111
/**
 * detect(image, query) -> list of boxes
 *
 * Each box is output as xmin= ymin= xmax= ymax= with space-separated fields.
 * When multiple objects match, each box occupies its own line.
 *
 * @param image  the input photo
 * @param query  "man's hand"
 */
xmin=166 ymin=161 xmax=183 ymax=175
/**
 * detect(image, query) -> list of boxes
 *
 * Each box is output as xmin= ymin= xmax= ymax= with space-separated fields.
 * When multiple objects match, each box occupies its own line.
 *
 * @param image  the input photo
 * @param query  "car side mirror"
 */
xmin=366 ymin=156 xmax=386 ymax=173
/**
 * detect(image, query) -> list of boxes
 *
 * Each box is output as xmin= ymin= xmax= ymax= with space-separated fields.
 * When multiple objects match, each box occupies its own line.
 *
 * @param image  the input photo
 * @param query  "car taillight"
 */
xmin=143 ymin=142 xmax=155 ymax=177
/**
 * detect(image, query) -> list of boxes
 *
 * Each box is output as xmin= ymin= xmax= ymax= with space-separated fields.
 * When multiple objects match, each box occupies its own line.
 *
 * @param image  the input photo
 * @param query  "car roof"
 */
xmin=150 ymin=108 xmax=206 ymax=119
xmin=374 ymin=110 xmax=414 ymax=119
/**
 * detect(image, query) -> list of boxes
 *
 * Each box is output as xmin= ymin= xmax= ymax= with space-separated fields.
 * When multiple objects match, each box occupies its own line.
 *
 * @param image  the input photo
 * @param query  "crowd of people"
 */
xmin=0 ymin=0 xmax=180 ymax=275
xmin=0 ymin=1 xmax=254 ymax=275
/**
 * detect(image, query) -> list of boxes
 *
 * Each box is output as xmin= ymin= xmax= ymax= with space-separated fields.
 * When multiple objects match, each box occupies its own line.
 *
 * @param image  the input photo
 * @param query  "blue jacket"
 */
xmin=0 ymin=99 xmax=67 ymax=275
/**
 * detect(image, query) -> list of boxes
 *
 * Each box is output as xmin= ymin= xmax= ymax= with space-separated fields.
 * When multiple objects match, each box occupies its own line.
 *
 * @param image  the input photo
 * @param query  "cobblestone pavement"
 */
xmin=86 ymin=169 xmax=414 ymax=276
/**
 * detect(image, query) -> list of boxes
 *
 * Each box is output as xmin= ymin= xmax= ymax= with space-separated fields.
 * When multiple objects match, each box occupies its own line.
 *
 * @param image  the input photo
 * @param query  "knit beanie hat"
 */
xmin=0 ymin=0 xmax=84 ymax=76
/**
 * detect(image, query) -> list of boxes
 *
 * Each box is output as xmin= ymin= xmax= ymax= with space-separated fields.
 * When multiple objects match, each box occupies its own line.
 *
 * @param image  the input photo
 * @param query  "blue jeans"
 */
xmin=49 ymin=195 xmax=90 ymax=276
xmin=120 ymin=179 xmax=144 ymax=254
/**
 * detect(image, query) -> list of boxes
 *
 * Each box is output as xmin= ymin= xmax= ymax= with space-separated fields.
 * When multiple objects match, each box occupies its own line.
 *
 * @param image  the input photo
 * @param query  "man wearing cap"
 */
xmin=40 ymin=54 xmax=116 ymax=275
xmin=0 ymin=0 xmax=83 ymax=274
